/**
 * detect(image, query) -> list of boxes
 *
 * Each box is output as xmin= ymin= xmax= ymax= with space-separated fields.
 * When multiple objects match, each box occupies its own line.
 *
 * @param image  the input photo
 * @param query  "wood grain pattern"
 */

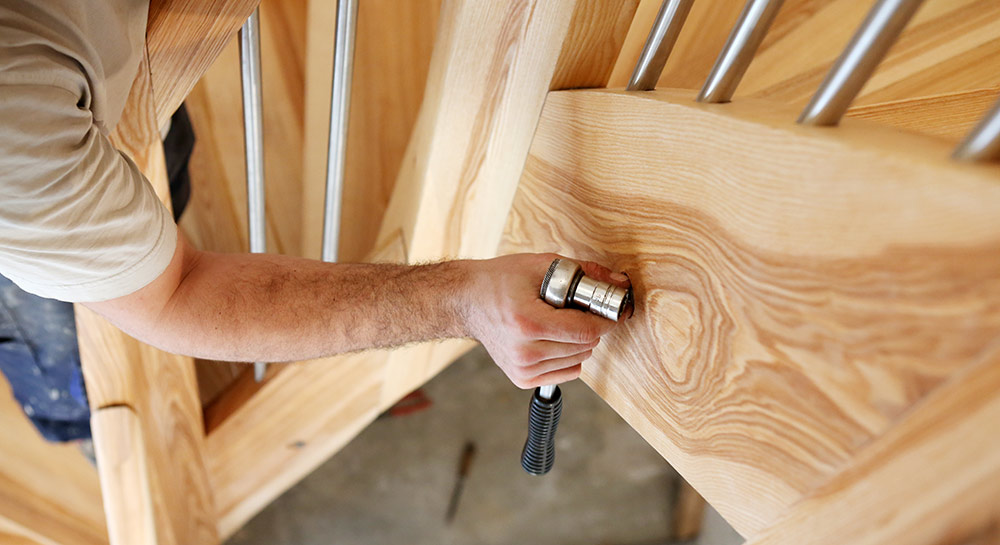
xmin=205 ymin=3 xmax=638 ymax=535
xmin=0 ymin=377 xmax=107 ymax=545
xmin=146 ymin=0 xmax=259 ymax=126
xmin=846 ymin=87 xmax=1000 ymax=143
xmin=76 ymin=54 xmax=219 ymax=545
xmin=501 ymin=89 xmax=1000 ymax=536
xmin=746 ymin=355 xmax=1000 ymax=545
xmin=376 ymin=0 xmax=639 ymax=263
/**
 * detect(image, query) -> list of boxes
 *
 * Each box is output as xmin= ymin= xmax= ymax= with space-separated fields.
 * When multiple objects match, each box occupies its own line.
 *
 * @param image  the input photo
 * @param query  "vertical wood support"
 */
xmin=76 ymin=53 xmax=219 ymax=545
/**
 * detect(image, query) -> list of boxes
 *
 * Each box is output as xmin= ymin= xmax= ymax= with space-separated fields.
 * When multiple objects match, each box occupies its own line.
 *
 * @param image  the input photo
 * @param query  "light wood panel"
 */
xmin=76 ymin=53 xmax=218 ymax=545
xmin=501 ymin=89 xmax=1000 ymax=536
xmin=0 ymin=377 xmax=107 ymax=545
xmin=746 ymin=355 xmax=1000 ymax=545
xmin=846 ymin=87 xmax=1000 ymax=144
xmin=205 ymin=2 xmax=639 ymax=535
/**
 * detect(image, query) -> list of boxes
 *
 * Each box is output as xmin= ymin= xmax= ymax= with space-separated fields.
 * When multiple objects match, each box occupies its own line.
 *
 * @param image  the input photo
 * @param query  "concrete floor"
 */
xmin=226 ymin=347 xmax=743 ymax=545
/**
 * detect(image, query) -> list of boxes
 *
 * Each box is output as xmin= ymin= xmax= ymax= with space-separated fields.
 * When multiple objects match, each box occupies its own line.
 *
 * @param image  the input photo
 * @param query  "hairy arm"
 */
xmin=86 ymin=234 xmax=630 ymax=388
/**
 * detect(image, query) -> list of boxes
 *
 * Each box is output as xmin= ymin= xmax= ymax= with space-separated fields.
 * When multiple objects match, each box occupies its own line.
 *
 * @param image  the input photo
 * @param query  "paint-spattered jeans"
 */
xmin=0 ymin=281 xmax=90 ymax=441
xmin=0 ymin=105 xmax=194 ymax=442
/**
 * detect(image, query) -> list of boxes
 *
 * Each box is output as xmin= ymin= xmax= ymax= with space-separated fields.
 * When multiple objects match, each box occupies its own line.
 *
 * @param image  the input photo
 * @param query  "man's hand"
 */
xmin=465 ymin=253 xmax=631 ymax=389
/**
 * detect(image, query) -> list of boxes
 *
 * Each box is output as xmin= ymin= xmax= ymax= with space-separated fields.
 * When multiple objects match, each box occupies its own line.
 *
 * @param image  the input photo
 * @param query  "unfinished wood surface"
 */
xmin=205 ymin=2 xmax=638 ymax=535
xmin=146 ymin=0 xmax=260 ymax=126
xmin=0 ymin=377 xmax=107 ymax=545
xmin=299 ymin=0 xmax=441 ymax=262
xmin=376 ymin=0 xmax=639 ymax=263
xmin=501 ymin=89 xmax=1000 ymax=536
xmin=75 ymin=54 xmax=219 ymax=545
xmin=746 ymin=356 xmax=1000 ymax=545
xmin=91 ymin=408 xmax=157 ymax=545
xmin=846 ymin=87 xmax=1000 ymax=144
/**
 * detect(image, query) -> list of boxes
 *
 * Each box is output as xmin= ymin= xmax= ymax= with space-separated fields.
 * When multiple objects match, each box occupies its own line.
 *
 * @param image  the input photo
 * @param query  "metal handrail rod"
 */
xmin=953 ymin=97 xmax=1000 ymax=162
xmin=798 ymin=0 xmax=925 ymax=126
xmin=627 ymin=0 xmax=695 ymax=91
xmin=321 ymin=0 xmax=360 ymax=263
xmin=696 ymin=0 xmax=784 ymax=104
xmin=239 ymin=9 xmax=269 ymax=382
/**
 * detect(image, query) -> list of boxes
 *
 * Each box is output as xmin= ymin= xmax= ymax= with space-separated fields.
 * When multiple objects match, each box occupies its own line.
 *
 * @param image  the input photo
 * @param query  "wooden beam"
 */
xmin=146 ymin=0 xmax=260 ymax=126
xmin=205 ymin=1 xmax=639 ymax=536
xmin=745 ymin=356 xmax=1000 ymax=545
xmin=376 ymin=0 xmax=640 ymax=263
xmin=501 ymin=88 xmax=1000 ymax=536
xmin=0 ymin=378 xmax=107 ymax=545
xmin=90 ymin=408 xmax=157 ymax=545
xmin=76 ymin=53 xmax=218 ymax=545
xmin=846 ymin=87 xmax=1000 ymax=143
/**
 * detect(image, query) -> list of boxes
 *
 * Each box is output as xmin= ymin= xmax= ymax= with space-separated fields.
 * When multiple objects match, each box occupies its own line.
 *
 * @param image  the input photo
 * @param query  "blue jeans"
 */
xmin=0 ymin=278 xmax=91 ymax=441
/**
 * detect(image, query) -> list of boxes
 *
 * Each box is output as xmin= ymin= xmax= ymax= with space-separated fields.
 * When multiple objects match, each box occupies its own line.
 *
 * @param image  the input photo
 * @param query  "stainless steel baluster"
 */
xmin=798 ymin=0 xmax=925 ymax=126
xmin=953 ymin=97 xmax=1000 ymax=162
xmin=627 ymin=0 xmax=695 ymax=91
xmin=696 ymin=0 xmax=784 ymax=103
xmin=321 ymin=0 xmax=359 ymax=264
xmin=240 ymin=9 xmax=269 ymax=382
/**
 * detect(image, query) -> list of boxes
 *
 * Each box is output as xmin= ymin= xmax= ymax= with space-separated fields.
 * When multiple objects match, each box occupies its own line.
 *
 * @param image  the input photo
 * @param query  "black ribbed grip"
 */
xmin=520 ymin=386 xmax=563 ymax=475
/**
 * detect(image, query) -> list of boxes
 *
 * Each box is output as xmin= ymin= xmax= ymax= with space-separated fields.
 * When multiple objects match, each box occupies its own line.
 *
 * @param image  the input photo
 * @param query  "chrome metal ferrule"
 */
xmin=540 ymin=258 xmax=631 ymax=322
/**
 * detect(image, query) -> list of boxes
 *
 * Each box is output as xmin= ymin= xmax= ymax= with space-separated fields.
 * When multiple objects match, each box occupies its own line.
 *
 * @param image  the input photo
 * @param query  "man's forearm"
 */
xmin=86 ymin=233 xmax=628 ymax=388
xmin=151 ymin=250 xmax=477 ymax=362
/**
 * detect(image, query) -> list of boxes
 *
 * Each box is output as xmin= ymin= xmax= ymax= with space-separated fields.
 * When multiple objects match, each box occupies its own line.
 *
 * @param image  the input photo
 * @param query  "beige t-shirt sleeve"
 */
xmin=0 ymin=71 xmax=177 ymax=303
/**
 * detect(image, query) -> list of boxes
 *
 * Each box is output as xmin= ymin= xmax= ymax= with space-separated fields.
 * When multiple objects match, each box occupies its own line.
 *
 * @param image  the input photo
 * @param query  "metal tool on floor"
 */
xmin=445 ymin=441 xmax=477 ymax=524
xmin=521 ymin=258 xmax=632 ymax=475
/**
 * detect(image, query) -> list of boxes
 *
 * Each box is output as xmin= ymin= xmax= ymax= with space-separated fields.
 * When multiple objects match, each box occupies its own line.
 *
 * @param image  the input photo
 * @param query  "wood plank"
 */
xmin=207 ymin=352 xmax=382 ymax=538
xmin=846 ymin=87 xmax=1000 ymax=144
xmin=746 ymin=356 xmax=1000 ymax=545
xmin=206 ymin=2 xmax=638 ymax=535
xmin=0 ymin=377 xmax=107 ymax=545
xmin=76 ymin=53 xmax=218 ymax=545
xmin=146 ymin=0 xmax=260 ymax=126
xmin=501 ymin=88 xmax=1000 ymax=536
